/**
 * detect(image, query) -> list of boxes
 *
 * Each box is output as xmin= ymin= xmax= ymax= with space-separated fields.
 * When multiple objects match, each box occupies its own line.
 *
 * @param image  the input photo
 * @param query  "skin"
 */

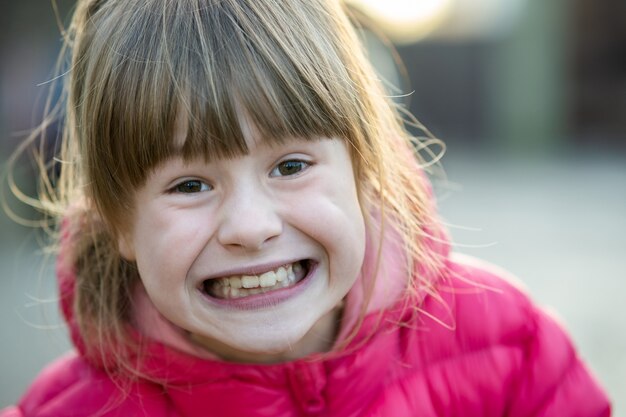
xmin=118 ymin=130 xmax=366 ymax=363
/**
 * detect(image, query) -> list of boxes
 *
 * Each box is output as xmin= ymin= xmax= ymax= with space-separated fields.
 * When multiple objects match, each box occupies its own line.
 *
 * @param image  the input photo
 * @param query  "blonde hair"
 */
xmin=10 ymin=0 xmax=445 ymax=370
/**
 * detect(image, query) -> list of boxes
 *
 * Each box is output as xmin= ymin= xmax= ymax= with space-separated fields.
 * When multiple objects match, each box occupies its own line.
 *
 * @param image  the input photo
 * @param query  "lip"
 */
xmin=198 ymin=260 xmax=318 ymax=311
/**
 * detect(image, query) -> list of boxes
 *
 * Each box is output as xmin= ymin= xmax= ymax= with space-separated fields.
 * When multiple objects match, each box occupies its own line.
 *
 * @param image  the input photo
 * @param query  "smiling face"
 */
xmin=119 ymin=135 xmax=366 ymax=362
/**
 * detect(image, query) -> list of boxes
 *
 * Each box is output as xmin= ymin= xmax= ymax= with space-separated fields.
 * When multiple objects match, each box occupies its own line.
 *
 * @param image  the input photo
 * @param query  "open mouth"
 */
xmin=202 ymin=260 xmax=312 ymax=300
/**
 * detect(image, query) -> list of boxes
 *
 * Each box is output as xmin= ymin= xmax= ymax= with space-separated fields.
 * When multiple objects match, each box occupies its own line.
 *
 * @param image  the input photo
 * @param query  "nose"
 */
xmin=216 ymin=183 xmax=283 ymax=251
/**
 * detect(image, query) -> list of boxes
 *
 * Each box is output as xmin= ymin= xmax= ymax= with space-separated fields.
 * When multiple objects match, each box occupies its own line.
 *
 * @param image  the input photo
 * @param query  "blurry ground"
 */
xmin=1 ymin=148 xmax=624 ymax=413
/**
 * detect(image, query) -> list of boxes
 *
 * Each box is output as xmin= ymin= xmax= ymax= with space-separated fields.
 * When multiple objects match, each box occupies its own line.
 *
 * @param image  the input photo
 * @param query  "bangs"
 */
xmin=179 ymin=0 xmax=356 ymax=160
xmin=81 ymin=0 xmax=364 ymax=189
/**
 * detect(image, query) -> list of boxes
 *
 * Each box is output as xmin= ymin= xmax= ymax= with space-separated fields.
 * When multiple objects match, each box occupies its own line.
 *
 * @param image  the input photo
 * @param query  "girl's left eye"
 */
xmin=270 ymin=160 xmax=310 ymax=177
xmin=172 ymin=180 xmax=211 ymax=194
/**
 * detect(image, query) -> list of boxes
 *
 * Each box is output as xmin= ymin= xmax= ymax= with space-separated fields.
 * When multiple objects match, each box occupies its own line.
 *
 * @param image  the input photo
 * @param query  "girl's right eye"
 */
xmin=172 ymin=180 xmax=210 ymax=194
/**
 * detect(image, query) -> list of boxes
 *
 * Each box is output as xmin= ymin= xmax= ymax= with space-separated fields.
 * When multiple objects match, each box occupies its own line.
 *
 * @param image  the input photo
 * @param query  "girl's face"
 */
xmin=119 ymin=130 xmax=366 ymax=362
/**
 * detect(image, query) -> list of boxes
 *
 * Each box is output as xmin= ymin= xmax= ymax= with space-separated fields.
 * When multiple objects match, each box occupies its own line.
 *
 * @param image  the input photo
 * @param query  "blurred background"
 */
xmin=1 ymin=0 xmax=624 ymax=412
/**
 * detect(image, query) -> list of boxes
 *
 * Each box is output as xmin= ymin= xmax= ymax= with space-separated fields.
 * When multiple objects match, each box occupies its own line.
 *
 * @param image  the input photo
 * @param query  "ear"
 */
xmin=117 ymin=233 xmax=136 ymax=261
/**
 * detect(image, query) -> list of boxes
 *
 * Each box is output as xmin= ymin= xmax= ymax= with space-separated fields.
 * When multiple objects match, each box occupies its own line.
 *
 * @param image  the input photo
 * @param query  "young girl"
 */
xmin=2 ymin=0 xmax=611 ymax=416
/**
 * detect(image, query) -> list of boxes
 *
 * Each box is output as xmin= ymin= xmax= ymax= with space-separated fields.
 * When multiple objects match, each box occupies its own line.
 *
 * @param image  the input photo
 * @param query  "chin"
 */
xmin=191 ymin=312 xmax=330 ymax=363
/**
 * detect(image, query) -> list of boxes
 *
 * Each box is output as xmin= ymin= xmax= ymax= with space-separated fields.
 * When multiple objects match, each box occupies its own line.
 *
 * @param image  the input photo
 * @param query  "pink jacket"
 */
xmin=1 ymin=225 xmax=611 ymax=416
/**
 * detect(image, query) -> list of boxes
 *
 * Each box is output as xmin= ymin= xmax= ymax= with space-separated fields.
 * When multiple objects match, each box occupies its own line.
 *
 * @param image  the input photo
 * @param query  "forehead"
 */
xmin=169 ymin=107 xmax=332 ymax=163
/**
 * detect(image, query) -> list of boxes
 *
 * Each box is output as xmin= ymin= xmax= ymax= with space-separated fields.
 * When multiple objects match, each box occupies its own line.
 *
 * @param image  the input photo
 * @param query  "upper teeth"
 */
xmin=216 ymin=263 xmax=302 ymax=289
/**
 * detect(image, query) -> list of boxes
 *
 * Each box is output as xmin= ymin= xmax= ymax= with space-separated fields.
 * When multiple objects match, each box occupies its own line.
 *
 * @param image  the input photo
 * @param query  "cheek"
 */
xmin=132 ymin=207 xmax=209 ymax=285
xmin=329 ymin=178 xmax=367 ymax=284
xmin=296 ymin=186 xmax=366 ymax=281
xmin=291 ymin=187 xmax=363 ymax=243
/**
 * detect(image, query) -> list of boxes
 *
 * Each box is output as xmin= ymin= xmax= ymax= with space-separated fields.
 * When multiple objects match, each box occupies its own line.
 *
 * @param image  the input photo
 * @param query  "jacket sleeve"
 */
xmin=508 ymin=305 xmax=611 ymax=417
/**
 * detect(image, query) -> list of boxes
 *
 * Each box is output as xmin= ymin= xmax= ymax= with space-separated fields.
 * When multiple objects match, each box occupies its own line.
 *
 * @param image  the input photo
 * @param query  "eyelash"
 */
xmin=269 ymin=159 xmax=310 ymax=177
xmin=170 ymin=180 xmax=211 ymax=194
xmin=169 ymin=159 xmax=310 ymax=194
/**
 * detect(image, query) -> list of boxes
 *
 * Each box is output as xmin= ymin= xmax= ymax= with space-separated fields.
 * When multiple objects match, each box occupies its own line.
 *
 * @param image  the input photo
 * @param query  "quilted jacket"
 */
xmin=1 ymin=202 xmax=611 ymax=416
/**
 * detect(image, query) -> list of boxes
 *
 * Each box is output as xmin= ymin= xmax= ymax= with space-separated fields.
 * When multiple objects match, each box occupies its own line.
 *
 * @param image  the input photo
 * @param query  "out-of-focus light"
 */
xmin=345 ymin=0 xmax=453 ymax=43
xmin=344 ymin=0 xmax=528 ymax=43
xmin=430 ymin=0 xmax=528 ymax=40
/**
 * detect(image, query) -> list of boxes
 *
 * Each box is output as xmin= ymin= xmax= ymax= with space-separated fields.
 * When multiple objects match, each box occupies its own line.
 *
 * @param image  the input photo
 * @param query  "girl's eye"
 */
xmin=172 ymin=180 xmax=210 ymax=194
xmin=270 ymin=160 xmax=309 ymax=177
